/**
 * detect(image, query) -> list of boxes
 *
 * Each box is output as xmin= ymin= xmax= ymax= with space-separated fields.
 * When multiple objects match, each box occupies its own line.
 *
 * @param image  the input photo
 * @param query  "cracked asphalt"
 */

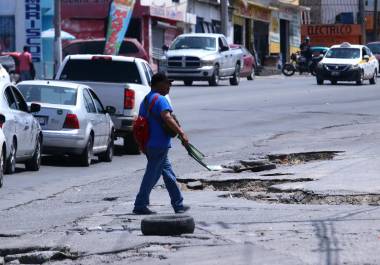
xmin=1 ymin=76 xmax=380 ymax=264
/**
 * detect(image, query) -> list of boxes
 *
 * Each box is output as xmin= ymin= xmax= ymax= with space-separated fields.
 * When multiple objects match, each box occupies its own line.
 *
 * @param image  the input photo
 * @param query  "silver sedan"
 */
xmin=0 ymin=81 xmax=42 ymax=174
xmin=17 ymin=80 xmax=115 ymax=166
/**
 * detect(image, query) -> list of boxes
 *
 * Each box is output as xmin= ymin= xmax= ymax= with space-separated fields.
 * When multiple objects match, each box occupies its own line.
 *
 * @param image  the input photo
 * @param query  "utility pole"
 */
xmin=54 ymin=0 xmax=62 ymax=75
xmin=374 ymin=0 xmax=378 ymax=41
xmin=359 ymin=0 xmax=366 ymax=44
xmin=220 ymin=0 xmax=228 ymax=37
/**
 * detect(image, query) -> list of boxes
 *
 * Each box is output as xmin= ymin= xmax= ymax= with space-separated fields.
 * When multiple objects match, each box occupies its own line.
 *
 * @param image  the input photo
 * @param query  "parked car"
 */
xmin=0 ymin=81 xmax=42 ymax=174
xmin=316 ymin=42 xmax=378 ymax=85
xmin=62 ymin=38 xmax=149 ymax=62
xmin=230 ymin=44 xmax=258 ymax=80
xmin=17 ymin=80 xmax=115 ymax=166
xmin=0 ymin=115 xmax=6 ymax=187
xmin=0 ymin=63 xmax=11 ymax=83
xmin=159 ymin=33 xmax=243 ymax=86
xmin=55 ymin=55 xmax=156 ymax=154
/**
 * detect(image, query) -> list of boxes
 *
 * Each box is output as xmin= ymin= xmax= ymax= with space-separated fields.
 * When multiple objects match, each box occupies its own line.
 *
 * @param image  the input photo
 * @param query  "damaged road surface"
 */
xmin=2 ymin=77 xmax=380 ymax=264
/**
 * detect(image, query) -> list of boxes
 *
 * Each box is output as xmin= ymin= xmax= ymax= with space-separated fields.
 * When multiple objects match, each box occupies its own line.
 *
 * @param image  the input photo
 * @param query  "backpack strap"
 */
xmin=144 ymin=93 xmax=159 ymax=118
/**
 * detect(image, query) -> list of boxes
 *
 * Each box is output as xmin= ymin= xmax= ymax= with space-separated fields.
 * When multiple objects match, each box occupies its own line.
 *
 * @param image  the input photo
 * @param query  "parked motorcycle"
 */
xmin=282 ymin=52 xmax=324 ymax=76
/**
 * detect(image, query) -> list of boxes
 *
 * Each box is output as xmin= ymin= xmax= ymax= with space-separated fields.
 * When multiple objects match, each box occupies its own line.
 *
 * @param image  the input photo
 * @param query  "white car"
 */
xmin=316 ymin=42 xmax=379 ymax=85
xmin=0 ymin=115 xmax=6 ymax=188
xmin=0 ymin=63 xmax=10 ymax=83
xmin=17 ymin=80 xmax=115 ymax=166
xmin=0 ymin=81 xmax=42 ymax=174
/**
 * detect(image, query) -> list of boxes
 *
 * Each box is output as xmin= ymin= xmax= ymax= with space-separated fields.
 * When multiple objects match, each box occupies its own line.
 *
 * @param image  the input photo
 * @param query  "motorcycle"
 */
xmin=282 ymin=52 xmax=323 ymax=76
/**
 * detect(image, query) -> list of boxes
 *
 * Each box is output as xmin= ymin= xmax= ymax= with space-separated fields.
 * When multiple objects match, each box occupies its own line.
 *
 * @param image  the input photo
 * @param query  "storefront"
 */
xmin=233 ymin=1 xmax=272 ymax=65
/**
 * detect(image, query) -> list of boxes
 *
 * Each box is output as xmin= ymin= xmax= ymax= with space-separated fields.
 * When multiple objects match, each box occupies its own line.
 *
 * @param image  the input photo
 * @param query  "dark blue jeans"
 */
xmin=134 ymin=147 xmax=184 ymax=211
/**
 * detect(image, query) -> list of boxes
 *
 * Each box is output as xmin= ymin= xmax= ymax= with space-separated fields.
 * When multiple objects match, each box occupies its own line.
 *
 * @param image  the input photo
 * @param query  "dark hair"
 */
xmin=151 ymin=72 xmax=172 ymax=87
xmin=23 ymin=46 xmax=29 ymax=52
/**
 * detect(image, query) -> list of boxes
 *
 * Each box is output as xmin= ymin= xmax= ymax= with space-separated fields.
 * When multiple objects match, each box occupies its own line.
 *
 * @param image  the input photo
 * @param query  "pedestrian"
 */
xmin=300 ymin=36 xmax=312 ymax=65
xmin=133 ymin=72 xmax=190 ymax=215
xmin=19 ymin=46 xmax=33 ymax=81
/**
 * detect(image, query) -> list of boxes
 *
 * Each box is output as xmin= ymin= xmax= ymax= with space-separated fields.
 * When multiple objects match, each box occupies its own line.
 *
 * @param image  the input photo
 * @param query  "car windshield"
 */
xmin=18 ymin=85 xmax=77 ymax=105
xmin=325 ymin=48 xmax=360 ymax=59
xmin=170 ymin=37 xmax=216 ymax=51
xmin=367 ymin=44 xmax=380 ymax=54
xmin=58 ymin=59 xmax=142 ymax=84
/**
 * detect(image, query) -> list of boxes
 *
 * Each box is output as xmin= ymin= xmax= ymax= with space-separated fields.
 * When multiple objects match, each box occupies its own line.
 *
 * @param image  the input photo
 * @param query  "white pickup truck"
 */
xmin=55 ymin=55 xmax=154 ymax=154
xmin=159 ymin=33 xmax=243 ymax=86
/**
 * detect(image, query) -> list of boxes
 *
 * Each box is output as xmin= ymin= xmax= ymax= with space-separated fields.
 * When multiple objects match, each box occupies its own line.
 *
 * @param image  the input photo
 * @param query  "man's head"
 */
xmin=304 ymin=36 xmax=310 ymax=43
xmin=151 ymin=72 xmax=173 ymax=96
xmin=23 ymin=46 xmax=30 ymax=52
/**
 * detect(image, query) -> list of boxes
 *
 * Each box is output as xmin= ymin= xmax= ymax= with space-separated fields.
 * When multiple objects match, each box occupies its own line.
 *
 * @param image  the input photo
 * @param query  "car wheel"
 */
xmin=247 ymin=67 xmax=255 ymax=80
xmin=184 ymin=80 xmax=193 ymax=86
xmin=124 ymin=133 xmax=140 ymax=155
xmin=5 ymin=140 xmax=16 ymax=174
xmin=25 ymin=136 xmax=41 ymax=171
xmin=229 ymin=64 xmax=241 ymax=85
xmin=317 ymin=78 xmax=324 ymax=85
xmin=208 ymin=65 xmax=220 ymax=86
xmin=79 ymin=136 xmax=93 ymax=167
xmin=356 ymin=71 xmax=364 ymax=85
xmin=0 ymin=147 xmax=4 ymax=188
xmin=370 ymin=70 xmax=377 ymax=84
xmin=99 ymin=133 xmax=114 ymax=162
xmin=331 ymin=80 xmax=337 ymax=85
xmin=141 ymin=215 xmax=195 ymax=236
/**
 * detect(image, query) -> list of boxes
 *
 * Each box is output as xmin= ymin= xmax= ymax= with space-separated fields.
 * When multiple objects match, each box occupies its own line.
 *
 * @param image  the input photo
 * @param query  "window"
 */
xmin=18 ymin=85 xmax=77 ymax=106
xmin=60 ymin=59 xmax=142 ymax=84
xmin=89 ymin=89 xmax=105 ymax=113
xmin=11 ymin=87 xmax=28 ymax=112
xmin=196 ymin=17 xmax=204 ymax=33
xmin=365 ymin=47 xmax=373 ymax=56
xmin=5 ymin=87 xmax=17 ymax=110
xmin=0 ymin=16 xmax=15 ymax=52
xmin=83 ymin=89 xmax=96 ymax=113
xmin=362 ymin=47 xmax=367 ymax=57
xmin=142 ymin=63 xmax=151 ymax=84
xmin=170 ymin=37 xmax=216 ymax=51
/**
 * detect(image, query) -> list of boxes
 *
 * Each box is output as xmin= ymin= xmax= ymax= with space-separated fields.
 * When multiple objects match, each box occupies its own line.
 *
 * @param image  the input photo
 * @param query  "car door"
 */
xmin=366 ymin=47 xmax=377 ymax=75
xmin=221 ymin=37 xmax=233 ymax=73
xmin=361 ymin=47 xmax=371 ymax=78
xmin=3 ymin=86 xmax=18 ymax=151
xmin=82 ymin=88 xmax=102 ymax=148
xmin=10 ymin=86 xmax=34 ymax=156
xmin=218 ymin=37 xmax=229 ymax=76
xmin=88 ymin=88 xmax=108 ymax=148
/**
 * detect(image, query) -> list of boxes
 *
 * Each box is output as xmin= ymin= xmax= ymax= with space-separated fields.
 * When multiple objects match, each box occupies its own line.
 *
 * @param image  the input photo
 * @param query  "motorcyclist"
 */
xmin=300 ymin=36 xmax=312 ymax=66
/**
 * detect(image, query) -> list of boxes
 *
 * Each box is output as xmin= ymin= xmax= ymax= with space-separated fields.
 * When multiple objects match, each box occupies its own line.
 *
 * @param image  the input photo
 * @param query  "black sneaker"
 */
xmin=133 ymin=207 xmax=156 ymax=215
xmin=174 ymin=205 xmax=190 ymax=214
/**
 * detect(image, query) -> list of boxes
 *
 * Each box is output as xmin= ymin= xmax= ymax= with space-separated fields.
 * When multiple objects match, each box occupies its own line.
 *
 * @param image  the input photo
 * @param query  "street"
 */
xmin=1 ymin=75 xmax=380 ymax=264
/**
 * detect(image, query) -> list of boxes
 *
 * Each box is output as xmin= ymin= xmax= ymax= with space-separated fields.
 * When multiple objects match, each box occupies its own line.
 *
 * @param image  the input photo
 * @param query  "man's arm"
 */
xmin=161 ymin=111 xmax=189 ymax=144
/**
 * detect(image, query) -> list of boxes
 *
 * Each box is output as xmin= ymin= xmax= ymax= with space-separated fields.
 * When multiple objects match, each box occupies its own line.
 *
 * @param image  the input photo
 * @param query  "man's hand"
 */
xmin=179 ymin=131 xmax=189 ymax=145
xmin=161 ymin=111 xmax=189 ymax=144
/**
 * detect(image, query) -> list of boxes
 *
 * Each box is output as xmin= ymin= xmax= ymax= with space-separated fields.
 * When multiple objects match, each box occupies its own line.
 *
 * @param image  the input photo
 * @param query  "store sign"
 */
xmin=141 ymin=0 xmax=187 ymax=22
xmin=234 ymin=3 xmax=271 ymax=22
xmin=301 ymin=24 xmax=361 ymax=46
xmin=104 ymin=0 xmax=135 ymax=55
xmin=25 ymin=0 xmax=42 ymax=63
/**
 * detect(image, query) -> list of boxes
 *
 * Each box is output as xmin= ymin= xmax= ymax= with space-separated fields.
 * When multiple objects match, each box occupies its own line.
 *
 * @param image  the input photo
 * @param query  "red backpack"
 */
xmin=132 ymin=94 xmax=159 ymax=153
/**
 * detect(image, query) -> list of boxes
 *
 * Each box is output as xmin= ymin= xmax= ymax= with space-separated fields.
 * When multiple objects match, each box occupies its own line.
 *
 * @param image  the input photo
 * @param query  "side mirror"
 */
xmin=364 ymin=55 xmax=370 ymax=61
xmin=105 ymin=106 xmax=116 ymax=114
xmin=30 ymin=103 xmax=41 ymax=113
xmin=162 ymin=44 xmax=169 ymax=52
xmin=0 ymin=114 xmax=6 ymax=127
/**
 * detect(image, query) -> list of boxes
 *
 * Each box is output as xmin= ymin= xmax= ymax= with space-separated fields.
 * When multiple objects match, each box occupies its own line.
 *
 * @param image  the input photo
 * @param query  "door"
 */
xmin=218 ymin=37 xmax=229 ymax=76
xmin=280 ymin=19 xmax=290 ymax=65
xmin=362 ymin=47 xmax=371 ymax=78
xmin=89 ymin=89 xmax=108 ymax=148
xmin=221 ymin=37 xmax=234 ymax=73
xmin=3 ymin=86 xmax=17 ymax=151
xmin=82 ymin=88 xmax=102 ymax=148
xmin=366 ymin=47 xmax=377 ymax=75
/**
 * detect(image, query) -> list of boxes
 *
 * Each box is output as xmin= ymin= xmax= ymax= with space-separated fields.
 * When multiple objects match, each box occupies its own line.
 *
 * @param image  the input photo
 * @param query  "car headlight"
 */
xmin=351 ymin=64 xmax=359 ymax=69
xmin=201 ymin=59 xmax=214 ymax=66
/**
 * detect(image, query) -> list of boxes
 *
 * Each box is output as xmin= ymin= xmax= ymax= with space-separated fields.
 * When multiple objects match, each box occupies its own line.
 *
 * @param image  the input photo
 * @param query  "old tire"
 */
xmin=0 ymin=147 xmax=4 ymax=188
xmin=98 ymin=133 xmax=114 ymax=162
xmin=282 ymin=64 xmax=296 ymax=76
xmin=141 ymin=215 xmax=195 ymax=236
xmin=25 ymin=136 xmax=42 ymax=171
xmin=124 ymin=133 xmax=140 ymax=155
xmin=5 ymin=140 xmax=16 ymax=174
xmin=229 ymin=64 xmax=240 ymax=85
xmin=370 ymin=70 xmax=377 ymax=84
xmin=184 ymin=80 xmax=193 ymax=86
xmin=208 ymin=65 xmax=220 ymax=86
xmin=79 ymin=136 xmax=93 ymax=167
xmin=247 ymin=67 xmax=255 ymax=80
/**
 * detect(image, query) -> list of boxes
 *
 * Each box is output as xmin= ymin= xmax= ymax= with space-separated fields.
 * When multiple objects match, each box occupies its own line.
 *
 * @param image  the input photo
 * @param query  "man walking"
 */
xmin=133 ymin=73 xmax=190 ymax=215
xmin=19 ymin=46 xmax=33 ymax=81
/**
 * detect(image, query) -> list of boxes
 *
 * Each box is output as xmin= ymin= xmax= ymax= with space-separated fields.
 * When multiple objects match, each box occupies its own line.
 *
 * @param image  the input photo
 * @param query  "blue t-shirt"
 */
xmin=139 ymin=91 xmax=173 ymax=148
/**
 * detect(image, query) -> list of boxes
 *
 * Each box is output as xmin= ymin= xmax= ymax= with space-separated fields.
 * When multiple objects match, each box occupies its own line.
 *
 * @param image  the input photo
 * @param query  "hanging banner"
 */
xmin=25 ymin=0 xmax=42 ymax=78
xmin=104 ymin=0 xmax=135 ymax=55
